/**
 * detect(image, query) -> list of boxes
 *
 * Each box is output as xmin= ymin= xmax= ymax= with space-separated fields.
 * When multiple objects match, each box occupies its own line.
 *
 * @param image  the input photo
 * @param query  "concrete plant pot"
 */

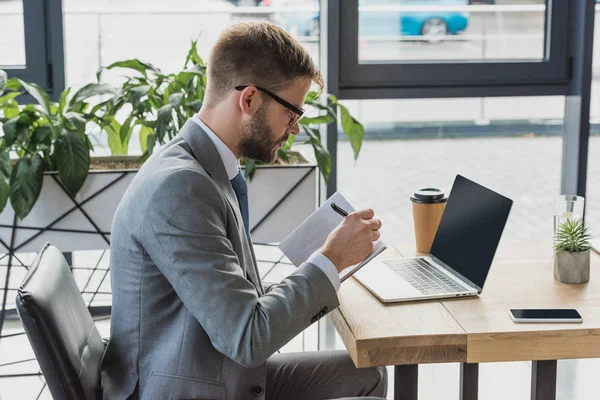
xmin=554 ymin=250 xmax=590 ymax=284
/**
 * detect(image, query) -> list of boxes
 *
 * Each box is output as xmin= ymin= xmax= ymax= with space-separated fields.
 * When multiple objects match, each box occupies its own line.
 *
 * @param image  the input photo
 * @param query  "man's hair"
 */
xmin=204 ymin=22 xmax=324 ymax=108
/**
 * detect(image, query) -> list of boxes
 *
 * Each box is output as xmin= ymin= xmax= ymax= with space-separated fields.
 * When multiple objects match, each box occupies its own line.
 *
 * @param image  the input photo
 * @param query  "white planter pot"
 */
xmin=554 ymin=250 xmax=591 ymax=284
xmin=0 ymin=161 xmax=319 ymax=254
xmin=245 ymin=163 xmax=318 ymax=244
xmin=0 ymin=169 xmax=137 ymax=254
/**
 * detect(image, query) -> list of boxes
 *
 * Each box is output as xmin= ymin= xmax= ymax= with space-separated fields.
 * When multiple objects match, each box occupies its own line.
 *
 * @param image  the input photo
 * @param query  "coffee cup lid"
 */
xmin=410 ymin=188 xmax=447 ymax=204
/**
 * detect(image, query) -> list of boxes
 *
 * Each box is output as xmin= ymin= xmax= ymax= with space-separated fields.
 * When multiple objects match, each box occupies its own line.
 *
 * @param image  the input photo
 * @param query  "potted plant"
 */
xmin=554 ymin=219 xmax=593 ymax=284
xmin=0 ymin=42 xmax=367 ymax=359
xmin=92 ymin=40 xmax=364 ymax=242
xmin=93 ymin=40 xmax=362 ymax=183
xmin=0 ymin=41 xmax=365 ymax=246
xmin=0 ymin=70 xmax=134 ymax=253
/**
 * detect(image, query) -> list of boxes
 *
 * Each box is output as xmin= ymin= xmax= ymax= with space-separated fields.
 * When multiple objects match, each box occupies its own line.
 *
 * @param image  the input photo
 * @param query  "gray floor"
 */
xmin=1 ymin=136 xmax=600 ymax=399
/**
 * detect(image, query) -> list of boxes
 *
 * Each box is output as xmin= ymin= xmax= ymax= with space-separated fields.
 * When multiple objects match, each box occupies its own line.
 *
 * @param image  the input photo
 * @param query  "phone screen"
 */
xmin=510 ymin=309 xmax=582 ymax=319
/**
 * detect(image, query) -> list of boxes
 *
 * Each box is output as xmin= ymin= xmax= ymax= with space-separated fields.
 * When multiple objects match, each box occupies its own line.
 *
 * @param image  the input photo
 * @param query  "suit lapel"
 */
xmin=178 ymin=119 xmax=264 ymax=295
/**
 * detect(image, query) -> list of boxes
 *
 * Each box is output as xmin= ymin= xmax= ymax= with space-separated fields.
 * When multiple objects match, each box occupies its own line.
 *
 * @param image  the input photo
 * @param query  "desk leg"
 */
xmin=460 ymin=362 xmax=479 ymax=400
xmin=531 ymin=360 xmax=557 ymax=400
xmin=394 ymin=364 xmax=418 ymax=400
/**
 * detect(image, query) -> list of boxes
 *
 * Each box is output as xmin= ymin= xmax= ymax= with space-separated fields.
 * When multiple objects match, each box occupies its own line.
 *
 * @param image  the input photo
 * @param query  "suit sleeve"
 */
xmin=142 ymin=168 xmax=340 ymax=368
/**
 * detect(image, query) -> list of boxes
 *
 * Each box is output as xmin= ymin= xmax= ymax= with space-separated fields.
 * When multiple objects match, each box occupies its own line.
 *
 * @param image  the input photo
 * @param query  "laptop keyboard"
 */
xmin=384 ymin=258 xmax=468 ymax=295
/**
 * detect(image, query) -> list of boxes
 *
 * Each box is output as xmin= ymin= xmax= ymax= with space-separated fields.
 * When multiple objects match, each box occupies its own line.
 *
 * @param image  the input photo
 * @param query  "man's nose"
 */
xmin=289 ymin=121 xmax=301 ymax=135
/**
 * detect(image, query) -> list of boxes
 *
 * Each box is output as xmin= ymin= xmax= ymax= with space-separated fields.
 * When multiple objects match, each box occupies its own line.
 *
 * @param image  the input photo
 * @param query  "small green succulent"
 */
xmin=555 ymin=219 xmax=592 ymax=253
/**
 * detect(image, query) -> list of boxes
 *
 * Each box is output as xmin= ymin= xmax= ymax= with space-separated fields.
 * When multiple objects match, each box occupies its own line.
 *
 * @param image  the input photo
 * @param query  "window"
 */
xmin=358 ymin=0 xmax=546 ymax=62
xmin=585 ymin=4 xmax=600 ymax=238
xmin=336 ymin=0 xmax=571 ymax=98
xmin=0 ymin=0 xmax=63 ymax=98
xmin=337 ymin=97 xmax=564 ymax=243
xmin=0 ymin=1 xmax=26 ymax=67
xmin=62 ymin=0 xmax=321 ymax=88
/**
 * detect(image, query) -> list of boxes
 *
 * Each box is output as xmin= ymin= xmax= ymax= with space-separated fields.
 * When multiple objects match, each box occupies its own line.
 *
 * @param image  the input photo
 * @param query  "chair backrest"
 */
xmin=16 ymin=244 xmax=105 ymax=400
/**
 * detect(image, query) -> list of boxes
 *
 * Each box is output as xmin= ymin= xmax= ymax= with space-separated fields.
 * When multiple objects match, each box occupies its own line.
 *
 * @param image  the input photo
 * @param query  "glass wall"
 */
xmin=337 ymin=96 xmax=564 ymax=246
xmin=60 ymin=0 xmax=320 ymax=155
xmin=62 ymin=0 xmax=320 ymax=87
xmin=0 ymin=0 xmax=26 ymax=67
xmin=357 ymin=0 xmax=546 ymax=62
xmin=586 ymin=3 xmax=600 ymax=243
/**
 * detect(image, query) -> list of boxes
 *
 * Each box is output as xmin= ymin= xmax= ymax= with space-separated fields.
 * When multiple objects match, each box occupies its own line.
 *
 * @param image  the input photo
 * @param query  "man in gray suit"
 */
xmin=101 ymin=22 xmax=387 ymax=400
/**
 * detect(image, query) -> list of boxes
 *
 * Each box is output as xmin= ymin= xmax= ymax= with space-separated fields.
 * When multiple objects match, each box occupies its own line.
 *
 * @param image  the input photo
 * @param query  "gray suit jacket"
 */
xmin=100 ymin=119 xmax=340 ymax=400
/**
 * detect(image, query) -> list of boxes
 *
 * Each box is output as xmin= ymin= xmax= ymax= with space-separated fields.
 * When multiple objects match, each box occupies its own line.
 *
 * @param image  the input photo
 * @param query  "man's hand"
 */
xmin=319 ymin=209 xmax=382 ymax=273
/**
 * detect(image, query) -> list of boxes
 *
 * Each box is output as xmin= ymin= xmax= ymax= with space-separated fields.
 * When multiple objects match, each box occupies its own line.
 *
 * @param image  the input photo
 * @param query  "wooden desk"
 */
xmin=330 ymin=241 xmax=600 ymax=400
xmin=329 ymin=246 xmax=466 ymax=400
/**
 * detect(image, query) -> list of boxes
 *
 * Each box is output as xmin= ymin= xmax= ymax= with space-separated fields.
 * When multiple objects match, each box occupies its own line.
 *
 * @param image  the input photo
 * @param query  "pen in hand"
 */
xmin=331 ymin=202 xmax=349 ymax=217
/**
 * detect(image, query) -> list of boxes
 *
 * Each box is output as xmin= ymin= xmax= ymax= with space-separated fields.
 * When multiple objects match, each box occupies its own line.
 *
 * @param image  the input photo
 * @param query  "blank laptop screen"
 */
xmin=429 ymin=175 xmax=513 ymax=289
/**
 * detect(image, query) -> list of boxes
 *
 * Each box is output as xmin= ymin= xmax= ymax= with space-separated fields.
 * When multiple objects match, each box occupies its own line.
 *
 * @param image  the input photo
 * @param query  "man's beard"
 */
xmin=237 ymin=107 xmax=287 ymax=163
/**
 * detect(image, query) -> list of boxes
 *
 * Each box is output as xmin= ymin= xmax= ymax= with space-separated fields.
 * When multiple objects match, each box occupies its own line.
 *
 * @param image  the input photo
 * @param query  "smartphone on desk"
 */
xmin=509 ymin=309 xmax=583 ymax=323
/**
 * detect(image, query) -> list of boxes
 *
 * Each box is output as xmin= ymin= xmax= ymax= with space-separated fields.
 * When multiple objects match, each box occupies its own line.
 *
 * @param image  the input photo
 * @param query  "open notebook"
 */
xmin=278 ymin=192 xmax=386 ymax=282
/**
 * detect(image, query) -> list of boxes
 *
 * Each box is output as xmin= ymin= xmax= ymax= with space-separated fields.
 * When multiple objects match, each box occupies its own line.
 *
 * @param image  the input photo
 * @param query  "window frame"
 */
xmin=1 ymin=0 xmax=65 ymax=100
xmin=337 ymin=0 xmax=572 ymax=99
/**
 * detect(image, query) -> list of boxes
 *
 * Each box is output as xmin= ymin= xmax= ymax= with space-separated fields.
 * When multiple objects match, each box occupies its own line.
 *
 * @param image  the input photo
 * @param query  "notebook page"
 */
xmin=278 ymin=192 xmax=354 ymax=267
xmin=278 ymin=192 xmax=386 ymax=280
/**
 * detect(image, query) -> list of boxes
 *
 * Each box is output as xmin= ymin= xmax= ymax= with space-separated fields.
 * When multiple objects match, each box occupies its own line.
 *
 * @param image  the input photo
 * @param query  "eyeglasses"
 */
xmin=235 ymin=85 xmax=305 ymax=127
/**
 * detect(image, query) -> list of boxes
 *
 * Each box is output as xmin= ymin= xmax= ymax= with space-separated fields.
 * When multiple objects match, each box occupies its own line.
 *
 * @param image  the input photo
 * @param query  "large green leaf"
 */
xmin=305 ymin=90 xmax=319 ymax=103
xmin=64 ymin=111 xmax=87 ymax=132
xmin=55 ymin=131 xmax=90 ymax=197
xmin=169 ymin=93 xmax=184 ymax=108
xmin=299 ymin=115 xmax=334 ymax=126
xmin=70 ymin=83 xmax=116 ymax=106
xmin=0 ymin=178 xmax=9 ymax=213
xmin=102 ymin=117 xmax=128 ymax=155
xmin=281 ymin=132 xmax=296 ymax=152
xmin=119 ymin=115 xmax=135 ymax=145
xmin=0 ymin=91 xmax=21 ymax=105
xmin=106 ymin=59 xmax=161 ymax=78
xmin=10 ymin=154 xmax=44 ymax=220
xmin=139 ymin=125 xmax=154 ymax=154
xmin=337 ymin=103 xmax=364 ymax=162
xmin=156 ymin=104 xmax=173 ymax=142
xmin=95 ymin=66 xmax=105 ymax=82
xmin=309 ymin=99 xmax=336 ymax=117
xmin=0 ymin=149 xmax=11 ymax=178
xmin=129 ymin=85 xmax=150 ymax=109
xmin=177 ymin=65 xmax=206 ymax=87
xmin=184 ymin=40 xmax=205 ymax=67
xmin=108 ymin=132 xmax=127 ymax=155
xmin=18 ymin=80 xmax=51 ymax=117
xmin=2 ymin=117 xmax=18 ymax=145
xmin=302 ymin=126 xmax=332 ymax=183
xmin=31 ymin=126 xmax=52 ymax=146
xmin=5 ymin=78 xmax=21 ymax=92
xmin=1 ymin=115 xmax=29 ymax=146
xmin=3 ymin=104 xmax=19 ymax=119
xmin=184 ymin=99 xmax=203 ymax=111
xmin=58 ymin=87 xmax=72 ymax=113
xmin=89 ymin=96 xmax=116 ymax=116
xmin=182 ymin=64 xmax=206 ymax=75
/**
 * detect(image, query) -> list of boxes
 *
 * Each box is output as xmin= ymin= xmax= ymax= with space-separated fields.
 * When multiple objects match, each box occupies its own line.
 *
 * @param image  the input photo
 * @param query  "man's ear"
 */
xmin=238 ymin=86 xmax=262 ymax=116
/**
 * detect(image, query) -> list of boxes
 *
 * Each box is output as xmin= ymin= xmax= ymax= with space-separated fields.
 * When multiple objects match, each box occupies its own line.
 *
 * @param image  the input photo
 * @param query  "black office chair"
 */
xmin=16 ymin=243 xmax=105 ymax=400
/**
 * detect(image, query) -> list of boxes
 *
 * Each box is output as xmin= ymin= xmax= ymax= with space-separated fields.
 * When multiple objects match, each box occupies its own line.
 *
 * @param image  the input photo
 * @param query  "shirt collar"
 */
xmin=192 ymin=114 xmax=240 ymax=180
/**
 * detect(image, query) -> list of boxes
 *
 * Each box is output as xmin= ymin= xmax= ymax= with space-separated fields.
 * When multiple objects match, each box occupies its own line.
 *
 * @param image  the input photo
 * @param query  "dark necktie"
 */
xmin=230 ymin=172 xmax=250 ymax=241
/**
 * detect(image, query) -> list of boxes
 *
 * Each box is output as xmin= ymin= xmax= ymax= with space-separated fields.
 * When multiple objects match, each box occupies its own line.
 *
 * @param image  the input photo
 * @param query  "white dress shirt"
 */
xmin=191 ymin=115 xmax=341 ymax=291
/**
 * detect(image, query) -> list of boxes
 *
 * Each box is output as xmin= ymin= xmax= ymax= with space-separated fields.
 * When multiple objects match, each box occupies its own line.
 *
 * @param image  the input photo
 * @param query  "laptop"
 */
xmin=354 ymin=174 xmax=513 ymax=303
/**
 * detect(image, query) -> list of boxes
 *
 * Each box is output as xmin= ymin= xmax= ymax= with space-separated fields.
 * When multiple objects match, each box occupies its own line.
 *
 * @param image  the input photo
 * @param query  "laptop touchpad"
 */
xmin=354 ymin=260 xmax=422 ymax=299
